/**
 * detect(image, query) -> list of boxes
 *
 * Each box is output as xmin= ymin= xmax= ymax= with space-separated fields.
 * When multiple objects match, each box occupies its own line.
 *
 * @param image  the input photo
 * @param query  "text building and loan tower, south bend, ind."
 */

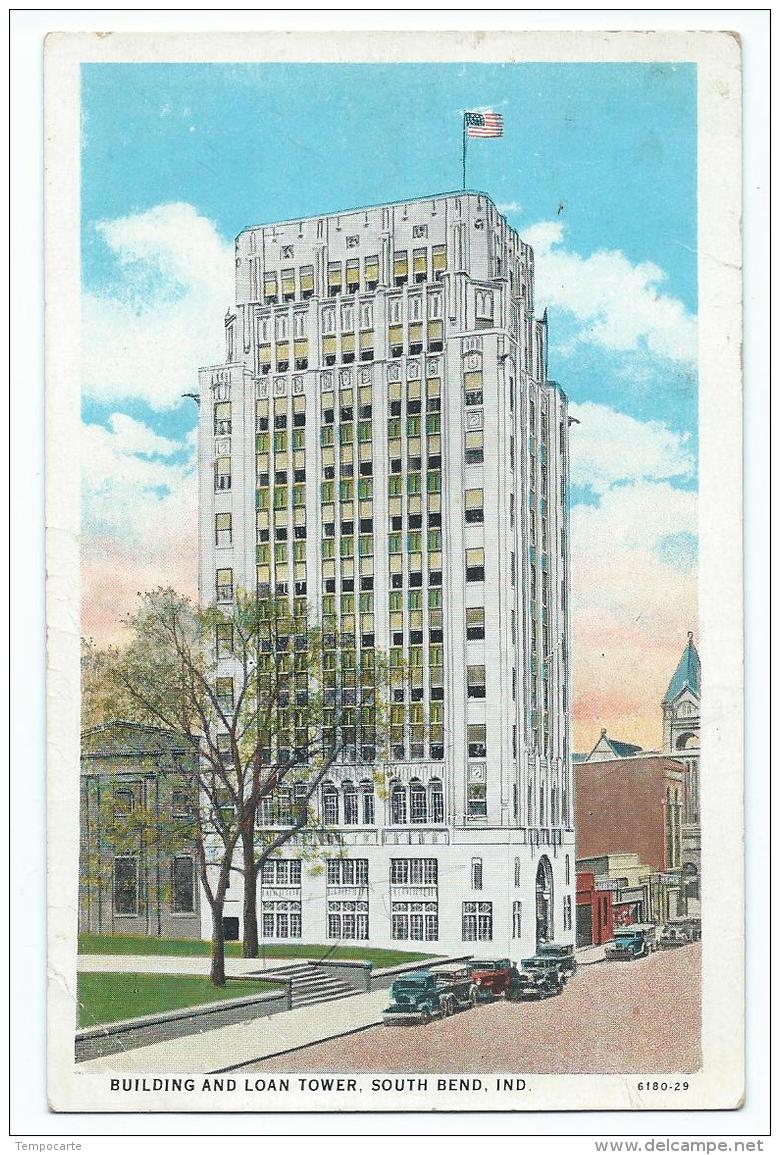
xmin=197 ymin=192 xmax=574 ymax=957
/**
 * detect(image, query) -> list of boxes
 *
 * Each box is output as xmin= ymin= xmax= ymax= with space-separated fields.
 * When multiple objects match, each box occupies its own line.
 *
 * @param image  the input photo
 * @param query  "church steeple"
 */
xmin=663 ymin=631 xmax=701 ymax=705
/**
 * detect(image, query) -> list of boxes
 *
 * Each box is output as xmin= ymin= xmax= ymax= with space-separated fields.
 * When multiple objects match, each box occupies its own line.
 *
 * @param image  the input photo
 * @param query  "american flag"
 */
xmin=464 ymin=110 xmax=503 ymax=138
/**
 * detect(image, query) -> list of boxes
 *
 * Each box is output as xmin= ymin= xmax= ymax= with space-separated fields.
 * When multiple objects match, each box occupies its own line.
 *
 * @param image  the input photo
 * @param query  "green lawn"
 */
xmin=77 ymin=971 xmax=281 ymax=1029
xmin=78 ymin=933 xmax=437 ymax=970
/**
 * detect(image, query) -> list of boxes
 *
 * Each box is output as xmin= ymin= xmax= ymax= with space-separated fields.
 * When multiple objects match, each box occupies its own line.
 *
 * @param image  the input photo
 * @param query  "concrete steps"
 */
xmin=253 ymin=962 xmax=361 ymax=1010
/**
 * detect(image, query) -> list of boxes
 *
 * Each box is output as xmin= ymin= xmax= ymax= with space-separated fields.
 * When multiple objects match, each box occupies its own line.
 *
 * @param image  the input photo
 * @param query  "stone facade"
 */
xmin=79 ymin=722 xmax=201 ymax=939
xmin=196 ymin=191 xmax=574 ymax=957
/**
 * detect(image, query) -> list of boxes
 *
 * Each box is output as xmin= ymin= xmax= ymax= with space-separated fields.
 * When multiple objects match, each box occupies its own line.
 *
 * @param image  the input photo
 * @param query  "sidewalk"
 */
xmin=575 ymin=942 xmax=607 ymax=965
xmin=77 ymin=954 xmax=309 ymax=976
xmin=78 ymin=987 xmax=389 ymax=1073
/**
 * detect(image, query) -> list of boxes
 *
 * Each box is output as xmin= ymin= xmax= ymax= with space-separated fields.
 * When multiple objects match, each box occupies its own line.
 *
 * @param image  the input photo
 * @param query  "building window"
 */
xmin=512 ymin=901 xmax=523 ymax=939
xmin=475 ymin=290 xmax=493 ymax=321
xmin=262 ymin=859 xmax=302 ymax=886
xmin=514 ymin=857 xmax=522 ymax=888
xmin=465 ymin=488 xmax=484 ymax=524
xmin=326 ymin=858 xmax=368 ymax=886
xmin=216 ymin=568 xmax=233 ymax=602
xmin=471 ymin=857 xmax=483 ymax=890
xmin=262 ymin=900 xmax=302 ymax=939
xmin=172 ymin=856 xmax=195 ymax=914
xmin=172 ymin=789 xmax=190 ymax=818
xmin=467 ymin=724 xmax=486 ymax=758
xmin=327 ymin=900 xmax=368 ymax=940
xmin=409 ymin=780 xmax=427 ymax=824
xmin=466 ymin=548 xmax=485 ymax=583
xmin=467 ymin=781 xmax=487 ymax=820
xmin=464 ymin=370 xmax=483 ymax=407
xmin=467 ymin=665 xmax=486 ymax=699
xmin=322 ymin=784 xmax=339 ymax=825
xmin=393 ymin=250 xmax=408 ymax=286
xmin=390 ymin=858 xmax=438 ymax=885
xmin=563 ymin=895 xmax=572 ymax=931
xmin=113 ymin=856 xmax=138 ymax=916
xmin=215 ymin=512 xmax=232 ymax=546
xmin=392 ymin=902 xmax=438 ymax=941
xmin=462 ymin=901 xmax=492 ymax=941
xmin=466 ymin=606 xmax=485 ymax=640
xmin=215 ymin=457 xmax=231 ymax=491
xmin=361 ymin=780 xmax=375 ymax=825
xmin=465 ymin=430 xmax=484 ymax=464
xmin=112 ymin=788 xmax=134 ymax=822
xmin=565 ymin=854 xmax=571 ymax=885
xmin=429 ymin=779 xmax=444 ymax=823
xmin=390 ymin=783 xmax=407 ymax=825
xmin=216 ymin=623 xmax=233 ymax=657
xmin=343 ymin=783 xmax=359 ymax=825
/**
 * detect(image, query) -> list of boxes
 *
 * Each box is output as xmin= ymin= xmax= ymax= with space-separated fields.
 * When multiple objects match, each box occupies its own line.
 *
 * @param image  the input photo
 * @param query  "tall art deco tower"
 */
xmin=198 ymin=192 xmax=574 ymax=956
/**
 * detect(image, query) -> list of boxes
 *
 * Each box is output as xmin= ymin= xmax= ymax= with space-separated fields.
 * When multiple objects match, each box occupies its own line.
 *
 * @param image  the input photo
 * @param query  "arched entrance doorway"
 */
xmin=535 ymin=856 xmax=554 ymax=948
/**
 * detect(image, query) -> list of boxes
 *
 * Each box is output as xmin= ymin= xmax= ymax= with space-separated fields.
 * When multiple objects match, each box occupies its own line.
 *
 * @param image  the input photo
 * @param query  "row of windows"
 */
xmin=253 ymin=900 xmax=534 ymax=944
xmin=111 ymin=855 xmax=194 ymax=916
xmin=259 ymin=246 xmax=447 ymax=305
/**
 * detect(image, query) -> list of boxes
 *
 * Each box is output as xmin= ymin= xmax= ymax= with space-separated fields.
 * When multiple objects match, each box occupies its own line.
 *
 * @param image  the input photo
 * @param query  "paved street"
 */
xmin=244 ymin=943 xmax=701 ymax=1075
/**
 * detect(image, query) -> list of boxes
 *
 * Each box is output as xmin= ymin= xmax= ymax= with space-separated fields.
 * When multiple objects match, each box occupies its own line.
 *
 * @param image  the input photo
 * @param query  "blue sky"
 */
xmin=80 ymin=60 xmax=698 ymax=746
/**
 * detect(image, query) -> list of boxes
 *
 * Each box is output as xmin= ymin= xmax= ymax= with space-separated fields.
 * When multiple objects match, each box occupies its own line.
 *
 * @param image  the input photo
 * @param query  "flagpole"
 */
xmin=462 ymin=113 xmax=467 ymax=190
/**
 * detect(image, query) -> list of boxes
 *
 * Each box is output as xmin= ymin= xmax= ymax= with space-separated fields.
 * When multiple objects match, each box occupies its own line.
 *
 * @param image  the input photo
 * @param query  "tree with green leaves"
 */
xmin=92 ymin=586 xmax=390 ymax=985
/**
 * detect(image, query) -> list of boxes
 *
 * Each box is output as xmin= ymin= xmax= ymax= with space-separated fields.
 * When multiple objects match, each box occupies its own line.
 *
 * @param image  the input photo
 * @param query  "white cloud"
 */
xmin=82 ymin=202 xmax=233 ymax=411
xmin=496 ymin=200 xmax=522 ymax=214
xmin=103 ymin=412 xmax=181 ymax=459
xmin=81 ymin=415 xmax=198 ymax=641
xmin=570 ymin=479 xmax=697 ymax=750
xmin=524 ymin=220 xmax=697 ymax=364
xmin=569 ymin=401 xmax=694 ymax=494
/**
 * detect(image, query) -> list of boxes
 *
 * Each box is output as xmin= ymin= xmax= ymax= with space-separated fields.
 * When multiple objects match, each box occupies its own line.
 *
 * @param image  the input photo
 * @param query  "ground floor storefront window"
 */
xmin=262 ymin=900 xmax=301 ymax=938
xmin=391 ymin=901 xmax=438 ymax=941
xmin=462 ymin=901 xmax=493 ymax=941
xmin=327 ymin=900 xmax=368 ymax=940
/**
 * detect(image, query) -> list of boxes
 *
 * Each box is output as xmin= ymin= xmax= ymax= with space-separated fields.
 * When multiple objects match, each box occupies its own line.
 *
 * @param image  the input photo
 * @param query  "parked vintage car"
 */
xmin=677 ymin=916 xmax=702 ymax=942
xmin=382 ymin=967 xmax=476 ymax=1025
xmin=659 ymin=923 xmax=688 ymax=949
xmin=605 ymin=923 xmax=658 ymax=961
xmin=467 ymin=958 xmax=523 ymax=1001
xmin=433 ymin=965 xmax=480 ymax=1016
xmin=536 ymin=942 xmax=577 ymax=977
xmin=514 ymin=956 xmax=566 ymax=1000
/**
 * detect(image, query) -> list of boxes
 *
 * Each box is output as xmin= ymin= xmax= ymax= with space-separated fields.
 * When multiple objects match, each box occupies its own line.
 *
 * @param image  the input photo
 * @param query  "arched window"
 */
xmin=360 ymin=779 xmax=375 ymax=825
xmin=343 ymin=782 xmax=358 ymax=825
xmin=409 ymin=779 xmax=427 ymax=824
xmin=390 ymin=782 xmax=407 ymax=825
xmin=429 ymin=778 xmax=444 ymax=824
xmin=322 ymin=783 xmax=339 ymax=826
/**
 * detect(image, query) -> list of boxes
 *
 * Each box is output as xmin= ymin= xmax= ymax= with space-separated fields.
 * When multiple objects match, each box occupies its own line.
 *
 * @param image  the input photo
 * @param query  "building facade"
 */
xmin=575 ymin=870 xmax=614 ymax=948
xmin=662 ymin=633 xmax=701 ymax=911
xmin=575 ymin=749 xmax=684 ymax=877
xmin=79 ymin=723 xmax=201 ymax=939
xmin=197 ymin=191 xmax=574 ymax=957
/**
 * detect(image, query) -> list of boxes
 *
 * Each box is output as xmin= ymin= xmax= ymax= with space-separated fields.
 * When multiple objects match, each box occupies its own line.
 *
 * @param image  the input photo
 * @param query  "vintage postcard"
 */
xmin=45 ymin=28 xmax=744 ymax=1115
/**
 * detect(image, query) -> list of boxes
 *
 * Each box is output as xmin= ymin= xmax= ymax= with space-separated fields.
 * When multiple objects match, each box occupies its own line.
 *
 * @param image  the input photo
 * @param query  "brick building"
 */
xmin=575 ymin=746 xmax=684 ymax=874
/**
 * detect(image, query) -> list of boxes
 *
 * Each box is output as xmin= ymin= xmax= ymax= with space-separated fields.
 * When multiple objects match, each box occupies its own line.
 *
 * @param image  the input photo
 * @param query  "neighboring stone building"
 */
xmin=79 ymin=722 xmax=201 ymax=939
xmin=662 ymin=632 xmax=701 ymax=911
xmin=196 ymin=191 xmax=574 ymax=956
